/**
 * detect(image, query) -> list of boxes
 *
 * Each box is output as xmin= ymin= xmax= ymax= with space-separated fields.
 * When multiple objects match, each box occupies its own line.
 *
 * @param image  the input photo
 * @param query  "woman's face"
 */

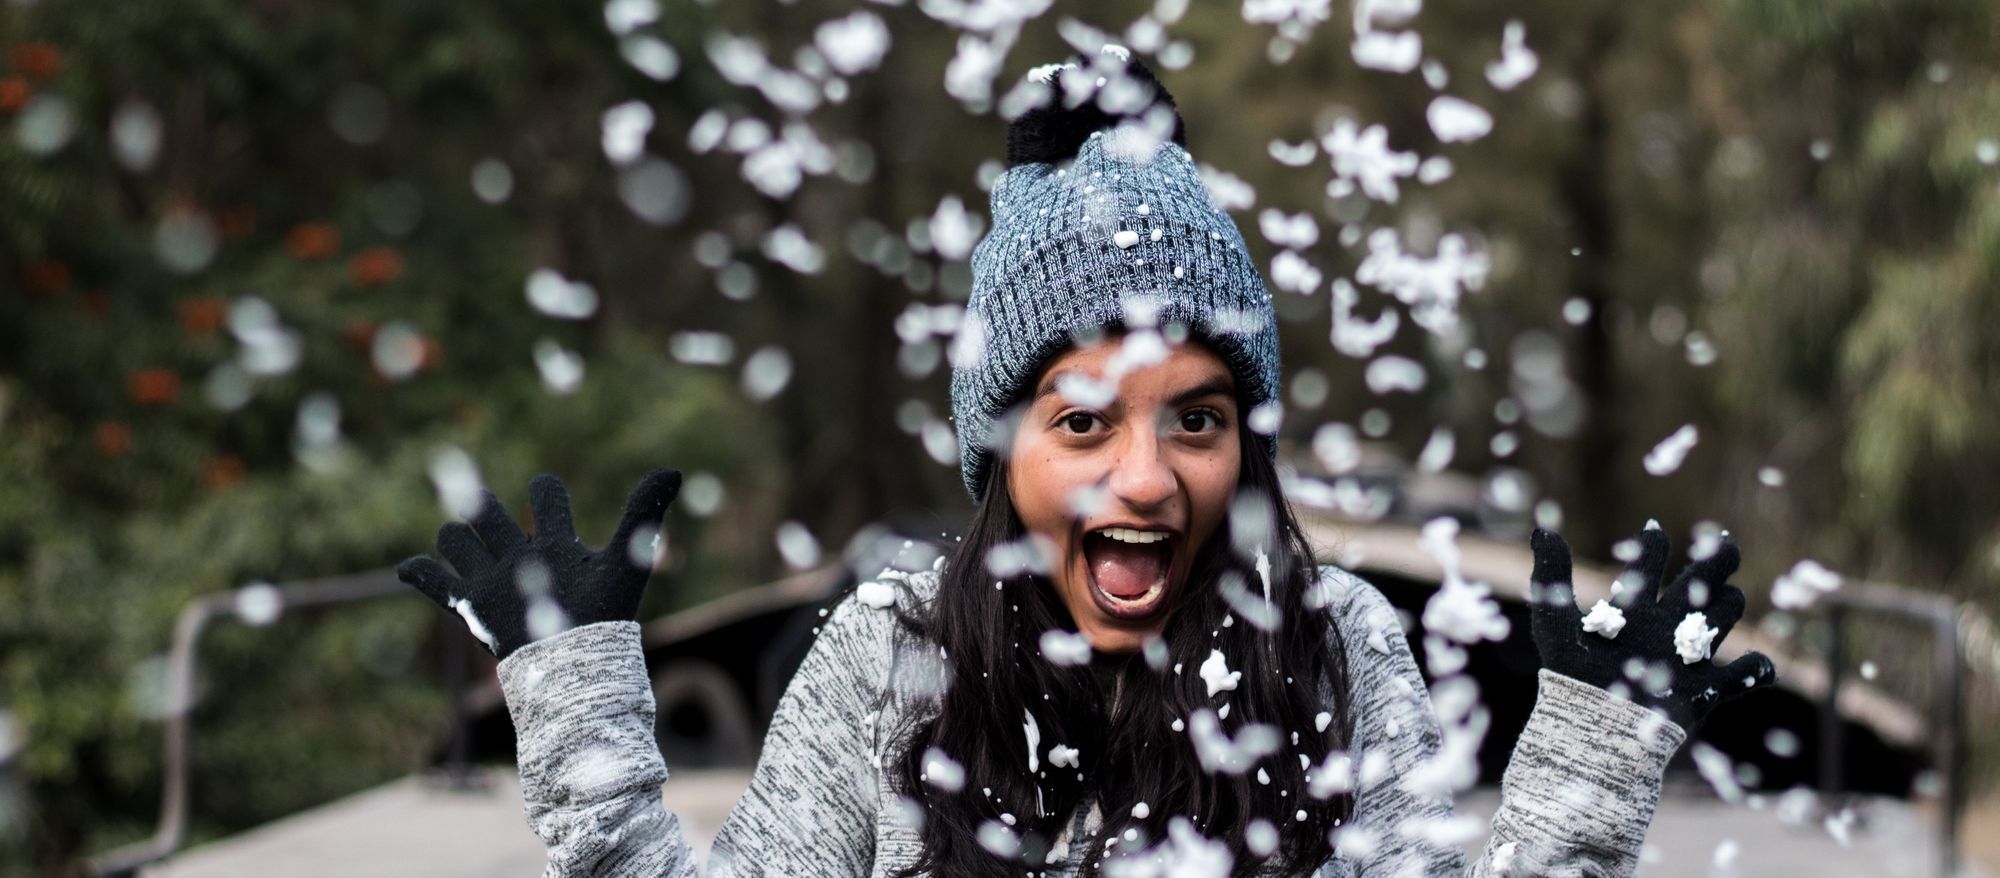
xmin=1005 ymin=332 xmax=1242 ymax=653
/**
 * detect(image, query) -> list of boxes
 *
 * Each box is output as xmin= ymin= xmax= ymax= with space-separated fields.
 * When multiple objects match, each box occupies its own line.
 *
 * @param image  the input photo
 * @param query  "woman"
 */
xmin=395 ymin=47 xmax=1775 ymax=877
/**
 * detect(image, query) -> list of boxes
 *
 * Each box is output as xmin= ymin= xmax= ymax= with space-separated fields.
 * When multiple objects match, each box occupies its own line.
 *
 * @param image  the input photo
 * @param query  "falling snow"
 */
xmin=1673 ymin=611 xmax=1719 ymax=664
xmin=1643 ymin=424 xmax=1699 ymax=476
xmin=1581 ymin=599 xmax=1627 ymax=638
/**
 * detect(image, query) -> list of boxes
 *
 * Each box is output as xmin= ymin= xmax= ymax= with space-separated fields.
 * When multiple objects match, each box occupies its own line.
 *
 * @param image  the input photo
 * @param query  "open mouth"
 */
xmin=1081 ymin=527 xmax=1176 ymax=621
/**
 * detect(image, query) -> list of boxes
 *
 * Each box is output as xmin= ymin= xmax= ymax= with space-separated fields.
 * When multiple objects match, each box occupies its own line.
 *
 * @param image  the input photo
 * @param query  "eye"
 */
xmin=1060 ymin=412 xmax=1098 ymax=434
xmin=1177 ymin=408 xmax=1224 ymax=433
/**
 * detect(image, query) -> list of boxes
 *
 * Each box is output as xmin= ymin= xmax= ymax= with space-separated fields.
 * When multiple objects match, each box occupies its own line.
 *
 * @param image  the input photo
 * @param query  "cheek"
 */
xmin=1189 ymin=451 xmax=1240 ymax=524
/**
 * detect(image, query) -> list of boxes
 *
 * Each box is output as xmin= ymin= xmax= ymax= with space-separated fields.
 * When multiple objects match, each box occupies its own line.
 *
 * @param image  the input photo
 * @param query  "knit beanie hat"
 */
xmin=949 ymin=45 xmax=1282 ymax=501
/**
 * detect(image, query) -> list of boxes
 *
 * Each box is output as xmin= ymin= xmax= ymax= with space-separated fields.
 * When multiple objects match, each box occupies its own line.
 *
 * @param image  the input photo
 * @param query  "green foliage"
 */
xmin=4 ymin=0 xmax=2000 ymax=872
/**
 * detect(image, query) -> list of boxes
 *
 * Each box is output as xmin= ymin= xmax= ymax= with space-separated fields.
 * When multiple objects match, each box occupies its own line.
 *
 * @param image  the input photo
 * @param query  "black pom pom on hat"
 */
xmin=1004 ymin=44 xmax=1189 ymax=168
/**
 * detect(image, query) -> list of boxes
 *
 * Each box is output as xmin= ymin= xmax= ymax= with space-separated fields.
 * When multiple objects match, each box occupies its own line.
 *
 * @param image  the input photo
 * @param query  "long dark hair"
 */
xmin=890 ymin=406 xmax=1355 ymax=876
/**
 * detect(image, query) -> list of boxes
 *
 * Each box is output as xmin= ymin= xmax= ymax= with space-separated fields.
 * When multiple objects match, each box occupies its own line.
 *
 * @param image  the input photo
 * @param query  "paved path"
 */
xmin=145 ymin=767 xmax=1984 ymax=877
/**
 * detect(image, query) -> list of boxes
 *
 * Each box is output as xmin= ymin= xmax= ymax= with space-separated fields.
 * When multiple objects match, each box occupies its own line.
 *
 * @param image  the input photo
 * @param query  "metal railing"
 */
xmin=1816 ymin=583 xmax=1968 ymax=878
xmin=85 ymin=569 xmax=475 ymax=878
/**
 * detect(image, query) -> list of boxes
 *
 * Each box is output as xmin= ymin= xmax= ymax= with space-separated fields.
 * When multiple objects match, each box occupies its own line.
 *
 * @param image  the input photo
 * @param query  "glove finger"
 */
xmin=1528 ymin=528 xmax=1585 ymax=636
xmin=608 ymin=468 xmax=683 ymax=561
xmin=528 ymin=473 xmax=579 ymax=544
xmin=1700 ymin=583 xmax=1750 ymax=647
xmin=468 ymin=489 xmax=530 ymax=556
xmin=436 ymin=521 xmax=495 ymax=577
xmin=396 ymin=556 xmax=461 ymax=610
xmin=1662 ymin=531 xmax=1741 ymax=618
xmin=1713 ymin=650 xmax=1778 ymax=699
xmin=1616 ymin=521 xmax=1673 ymax=610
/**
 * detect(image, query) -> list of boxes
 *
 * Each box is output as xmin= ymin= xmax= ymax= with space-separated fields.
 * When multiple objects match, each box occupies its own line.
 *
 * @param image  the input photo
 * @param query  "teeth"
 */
xmin=1095 ymin=527 xmax=1170 ymax=545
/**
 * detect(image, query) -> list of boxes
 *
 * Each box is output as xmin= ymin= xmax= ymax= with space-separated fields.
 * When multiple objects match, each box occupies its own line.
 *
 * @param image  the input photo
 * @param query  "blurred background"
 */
xmin=2 ymin=0 xmax=1998 ymax=875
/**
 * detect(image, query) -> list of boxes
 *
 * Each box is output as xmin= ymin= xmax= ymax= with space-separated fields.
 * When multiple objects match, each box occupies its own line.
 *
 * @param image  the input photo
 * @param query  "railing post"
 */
xmin=1820 ymin=603 xmax=1846 ymax=799
xmin=444 ymin=621 xmax=473 ymax=790
xmin=1937 ymin=609 xmax=1963 ymax=877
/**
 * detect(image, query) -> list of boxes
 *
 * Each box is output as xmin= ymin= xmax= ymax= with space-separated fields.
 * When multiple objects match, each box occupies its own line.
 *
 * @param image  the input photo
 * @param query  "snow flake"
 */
xmin=1329 ymin=279 xmax=1401 ymax=358
xmin=1023 ymin=708 xmax=1042 ymax=772
xmin=1321 ymin=118 xmax=1419 ymax=203
xmin=1269 ymin=138 xmax=1318 ymax=167
xmin=1352 ymin=31 xmax=1421 ymax=73
xmin=1113 ymin=229 xmax=1141 ymax=249
xmin=855 ymin=580 xmax=897 ymax=609
xmin=1426 ymin=96 xmax=1493 ymax=143
xmin=1198 ymin=163 xmax=1257 ymax=211
xmin=976 ymin=820 xmax=1019 ymax=857
xmin=533 ymin=339 xmax=585 ymax=394
xmin=1772 ymin=559 xmax=1842 ymax=610
xmin=1643 ymin=424 xmax=1699 ymax=475
xmin=1354 ymin=228 xmax=1488 ymax=335
xmin=525 ymin=268 xmax=600 ymax=320
xmin=1049 ymin=744 xmax=1080 ymax=769
xmin=1199 ymin=649 xmax=1242 ymax=697
xmin=1041 ymin=629 xmax=1093 ymax=666
xmin=814 ymin=11 xmax=890 ymax=76
xmin=1485 ymin=21 xmax=1539 ymax=91
xmin=929 ymin=195 xmax=984 ymax=261
xmin=1244 ymin=0 xmax=1334 ymax=28
xmin=922 ymin=746 xmax=966 ymax=791
xmin=448 ymin=597 xmax=497 ymax=652
xmin=1270 ymin=250 xmax=1322 ymax=294
xmin=603 ymin=0 xmax=659 ymax=35
xmin=1258 ymin=208 xmax=1320 ymax=249
xmin=600 ymin=100 xmax=655 ymax=166
xmin=1423 ymin=575 xmax=1510 ymax=644
xmin=1673 ymin=612 xmax=1719 ymax=664
xmin=1188 ymin=709 xmax=1279 ymax=775
xmin=1364 ymin=355 xmax=1427 ymax=394
xmin=1307 ymin=750 xmax=1354 ymax=798
xmin=1581 ymin=600 xmax=1626 ymax=638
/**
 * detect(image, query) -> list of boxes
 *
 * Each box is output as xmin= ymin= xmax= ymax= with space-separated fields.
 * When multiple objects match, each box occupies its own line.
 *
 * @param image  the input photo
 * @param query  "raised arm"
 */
xmin=1470 ymin=523 xmax=1775 ymax=876
xmin=403 ymin=471 xmax=903 ymax=877
xmin=399 ymin=470 xmax=700 ymax=876
xmin=494 ymin=584 xmax=897 ymax=878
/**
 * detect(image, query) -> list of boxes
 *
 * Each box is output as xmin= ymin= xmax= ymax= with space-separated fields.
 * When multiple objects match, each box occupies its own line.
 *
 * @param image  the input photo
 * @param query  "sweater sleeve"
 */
xmin=703 ymin=589 xmax=894 ymax=877
xmin=497 ymin=620 xmax=700 ymax=878
xmin=1468 ymin=669 xmax=1685 ymax=877
xmin=497 ymin=583 xmax=905 ymax=878
xmin=1319 ymin=566 xmax=1687 ymax=878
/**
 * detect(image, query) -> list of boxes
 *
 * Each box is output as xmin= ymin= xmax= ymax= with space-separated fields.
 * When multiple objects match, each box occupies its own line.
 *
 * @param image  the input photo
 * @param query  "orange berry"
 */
xmin=0 ymin=77 xmax=28 ymax=112
xmin=347 ymin=246 xmax=405 ymax=286
xmin=285 ymin=223 xmax=340 ymax=260
xmin=93 ymin=421 xmax=132 ymax=458
xmin=201 ymin=454 xmax=247 ymax=490
xmin=8 ymin=44 xmax=61 ymax=80
xmin=127 ymin=368 xmax=182 ymax=405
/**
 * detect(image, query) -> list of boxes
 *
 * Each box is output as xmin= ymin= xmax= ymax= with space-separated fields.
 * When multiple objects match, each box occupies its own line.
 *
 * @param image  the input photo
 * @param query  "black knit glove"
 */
xmin=396 ymin=469 xmax=682 ymax=660
xmin=1527 ymin=521 xmax=1777 ymax=732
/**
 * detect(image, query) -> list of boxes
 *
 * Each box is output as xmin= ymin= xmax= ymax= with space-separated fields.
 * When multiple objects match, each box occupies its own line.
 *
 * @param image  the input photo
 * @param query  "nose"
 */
xmin=1105 ymin=423 xmax=1176 ymax=512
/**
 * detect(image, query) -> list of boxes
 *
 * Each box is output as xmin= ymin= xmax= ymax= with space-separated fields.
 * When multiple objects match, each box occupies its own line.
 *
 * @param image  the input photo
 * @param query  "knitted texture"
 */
xmin=951 ymin=123 xmax=1281 ymax=500
xmin=496 ymin=565 xmax=1688 ymax=876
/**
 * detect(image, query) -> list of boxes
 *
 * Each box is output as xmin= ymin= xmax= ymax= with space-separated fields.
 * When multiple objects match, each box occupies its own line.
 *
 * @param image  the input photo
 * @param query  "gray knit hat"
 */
xmin=949 ymin=47 xmax=1282 ymax=501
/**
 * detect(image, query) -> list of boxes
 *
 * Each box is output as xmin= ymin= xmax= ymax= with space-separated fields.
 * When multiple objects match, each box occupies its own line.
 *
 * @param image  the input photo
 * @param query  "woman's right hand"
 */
xmin=396 ymin=468 xmax=682 ymax=660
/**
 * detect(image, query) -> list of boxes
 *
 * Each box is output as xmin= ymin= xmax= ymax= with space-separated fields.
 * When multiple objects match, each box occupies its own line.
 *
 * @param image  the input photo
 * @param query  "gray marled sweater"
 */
xmin=495 ymin=563 xmax=1685 ymax=877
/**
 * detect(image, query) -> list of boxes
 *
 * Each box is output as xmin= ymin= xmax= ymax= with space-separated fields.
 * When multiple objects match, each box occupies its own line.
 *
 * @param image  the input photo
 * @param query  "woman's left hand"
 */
xmin=1526 ymin=521 xmax=1778 ymax=732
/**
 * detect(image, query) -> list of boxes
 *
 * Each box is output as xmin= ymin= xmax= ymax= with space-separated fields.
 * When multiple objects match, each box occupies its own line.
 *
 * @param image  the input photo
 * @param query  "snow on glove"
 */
xmin=1527 ymin=520 xmax=1777 ymax=732
xmin=396 ymin=469 xmax=682 ymax=659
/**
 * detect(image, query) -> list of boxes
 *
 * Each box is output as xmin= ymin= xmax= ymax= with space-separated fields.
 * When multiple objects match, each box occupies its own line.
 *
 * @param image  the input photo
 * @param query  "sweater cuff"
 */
xmin=1487 ymin=669 xmax=1686 ymax=873
xmin=497 ymin=621 xmax=651 ymax=738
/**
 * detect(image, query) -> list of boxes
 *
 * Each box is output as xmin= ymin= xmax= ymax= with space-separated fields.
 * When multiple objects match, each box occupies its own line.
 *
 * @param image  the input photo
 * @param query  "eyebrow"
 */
xmin=1034 ymin=371 xmax=1236 ymax=407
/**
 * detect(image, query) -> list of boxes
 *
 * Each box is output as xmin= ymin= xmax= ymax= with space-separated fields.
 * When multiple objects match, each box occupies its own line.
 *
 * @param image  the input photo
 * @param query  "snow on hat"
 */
xmin=949 ymin=44 xmax=1282 ymax=501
